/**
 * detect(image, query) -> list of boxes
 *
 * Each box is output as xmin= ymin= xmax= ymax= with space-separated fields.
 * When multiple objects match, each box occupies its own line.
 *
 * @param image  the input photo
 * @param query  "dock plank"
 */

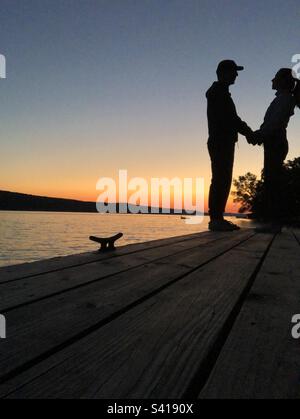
xmin=0 ymin=231 xmax=254 ymax=382
xmin=200 ymin=231 xmax=300 ymax=399
xmin=0 ymin=231 xmax=234 ymax=312
xmin=0 ymin=233 xmax=273 ymax=399
xmin=0 ymin=232 xmax=210 ymax=283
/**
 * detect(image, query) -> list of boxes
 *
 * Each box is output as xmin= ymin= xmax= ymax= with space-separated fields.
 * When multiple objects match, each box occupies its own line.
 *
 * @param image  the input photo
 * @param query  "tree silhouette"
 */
xmin=232 ymin=157 xmax=300 ymax=224
xmin=232 ymin=172 xmax=263 ymax=214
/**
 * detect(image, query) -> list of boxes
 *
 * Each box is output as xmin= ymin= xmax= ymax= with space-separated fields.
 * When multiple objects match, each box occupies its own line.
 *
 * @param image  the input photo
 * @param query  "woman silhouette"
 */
xmin=253 ymin=68 xmax=300 ymax=232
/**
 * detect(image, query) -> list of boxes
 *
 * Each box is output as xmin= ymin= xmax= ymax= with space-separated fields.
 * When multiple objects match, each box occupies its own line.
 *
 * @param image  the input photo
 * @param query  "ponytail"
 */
xmin=293 ymin=79 xmax=300 ymax=109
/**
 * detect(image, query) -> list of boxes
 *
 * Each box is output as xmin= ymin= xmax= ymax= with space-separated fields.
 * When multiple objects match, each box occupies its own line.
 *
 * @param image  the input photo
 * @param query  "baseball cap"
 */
xmin=217 ymin=60 xmax=244 ymax=73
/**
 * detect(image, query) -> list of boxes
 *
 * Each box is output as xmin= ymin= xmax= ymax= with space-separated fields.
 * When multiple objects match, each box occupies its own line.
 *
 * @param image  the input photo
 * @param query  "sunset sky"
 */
xmin=1 ymin=0 xmax=300 ymax=212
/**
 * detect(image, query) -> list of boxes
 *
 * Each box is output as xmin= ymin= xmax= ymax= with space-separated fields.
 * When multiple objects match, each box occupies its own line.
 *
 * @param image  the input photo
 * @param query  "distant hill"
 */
xmin=0 ymin=190 xmax=202 ymax=215
xmin=0 ymin=190 xmax=98 ymax=213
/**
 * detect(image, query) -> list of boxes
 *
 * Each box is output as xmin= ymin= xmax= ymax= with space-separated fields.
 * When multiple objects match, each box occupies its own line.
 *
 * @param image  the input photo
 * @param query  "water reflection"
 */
xmin=0 ymin=211 xmax=256 ymax=267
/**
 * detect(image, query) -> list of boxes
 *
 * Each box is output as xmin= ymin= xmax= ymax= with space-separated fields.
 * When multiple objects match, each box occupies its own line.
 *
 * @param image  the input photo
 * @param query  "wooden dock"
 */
xmin=0 ymin=229 xmax=300 ymax=399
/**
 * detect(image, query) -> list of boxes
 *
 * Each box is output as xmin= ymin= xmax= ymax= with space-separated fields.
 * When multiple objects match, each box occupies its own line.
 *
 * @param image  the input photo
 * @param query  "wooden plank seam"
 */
xmin=182 ymin=233 xmax=277 ymax=398
xmin=0 ymin=233 xmax=255 ymax=386
xmin=1 ymin=235 xmax=227 ymax=314
xmin=0 ymin=233 xmax=209 ymax=285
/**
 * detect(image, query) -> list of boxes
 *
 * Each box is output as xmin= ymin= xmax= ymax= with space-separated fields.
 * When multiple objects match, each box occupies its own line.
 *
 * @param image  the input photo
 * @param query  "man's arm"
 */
xmin=207 ymin=86 xmax=242 ymax=136
xmin=236 ymin=116 xmax=253 ymax=137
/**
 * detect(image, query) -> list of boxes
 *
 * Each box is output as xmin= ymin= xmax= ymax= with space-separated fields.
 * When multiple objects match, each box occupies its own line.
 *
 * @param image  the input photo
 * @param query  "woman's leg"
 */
xmin=264 ymin=141 xmax=289 ymax=224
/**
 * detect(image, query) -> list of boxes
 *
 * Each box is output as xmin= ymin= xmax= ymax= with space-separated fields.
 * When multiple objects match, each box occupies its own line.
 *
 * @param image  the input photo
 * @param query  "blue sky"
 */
xmin=0 ymin=0 xmax=299 ymax=207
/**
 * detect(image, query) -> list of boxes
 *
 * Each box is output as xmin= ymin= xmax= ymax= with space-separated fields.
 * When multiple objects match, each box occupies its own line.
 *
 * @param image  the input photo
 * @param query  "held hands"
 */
xmin=246 ymin=130 xmax=263 ymax=146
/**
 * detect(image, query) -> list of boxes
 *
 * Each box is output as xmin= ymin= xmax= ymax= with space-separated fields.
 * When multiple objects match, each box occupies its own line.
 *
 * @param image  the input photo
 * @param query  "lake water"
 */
xmin=0 ymin=211 xmax=256 ymax=267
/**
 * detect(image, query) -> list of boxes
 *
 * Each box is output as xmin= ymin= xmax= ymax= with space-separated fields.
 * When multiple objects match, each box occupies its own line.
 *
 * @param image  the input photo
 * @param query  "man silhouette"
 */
xmin=206 ymin=60 xmax=253 ymax=231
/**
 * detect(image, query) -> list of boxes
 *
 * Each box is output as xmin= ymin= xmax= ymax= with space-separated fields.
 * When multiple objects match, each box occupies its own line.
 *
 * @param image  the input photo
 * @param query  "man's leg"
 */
xmin=208 ymin=142 xmax=224 ymax=221
xmin=220 ymin=143 xmax=235 ymax=215
xmin=208 ymin=141 xmax=237 ymax=231
xmin=208 ymin=141 xmax=235 ymax=220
